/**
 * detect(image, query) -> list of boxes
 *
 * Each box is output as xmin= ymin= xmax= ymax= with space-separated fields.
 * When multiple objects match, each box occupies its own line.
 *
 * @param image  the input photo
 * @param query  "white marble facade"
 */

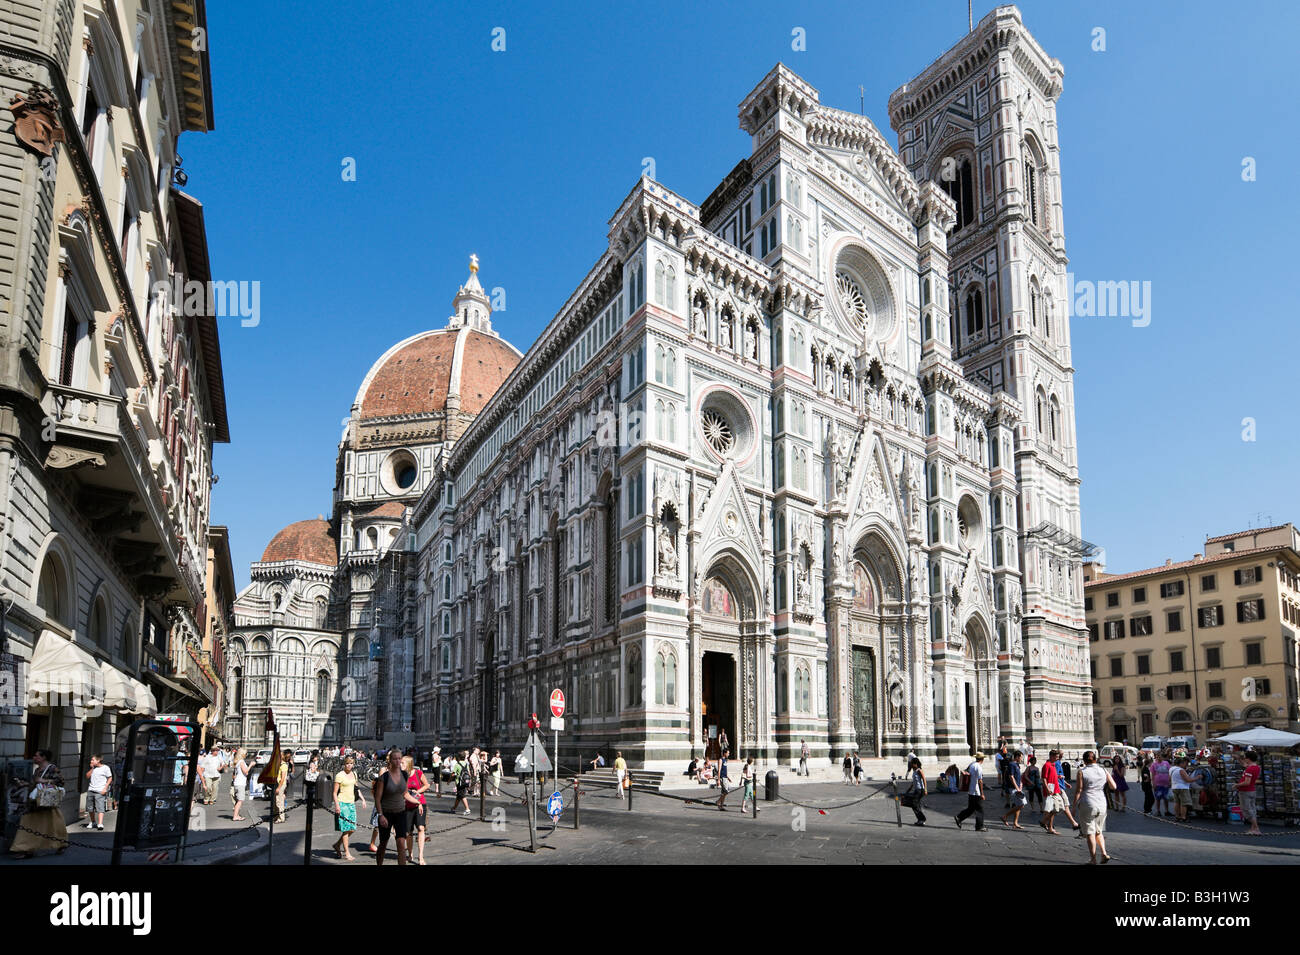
xmin=410 ymin=8 xmax=1094 ymax=767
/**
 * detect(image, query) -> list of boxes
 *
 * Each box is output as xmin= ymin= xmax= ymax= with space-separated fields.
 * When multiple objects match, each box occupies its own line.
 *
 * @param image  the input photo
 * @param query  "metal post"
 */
xmin=303 ymin=779 xmax=315 ymax=865
xmin=751 ymin=769 xmax=757 ymax=819
xmin=573 ymin=780 xmax=580 ymax=830
xmin=529 ymin=728 xmax=538 ymax=853
xmin=267 ymin=796 xmax=275 ymax=865
xmin=479 ymin=770 xmax=486 ymax=822
xmin=626 ymin=772 xmax=633 ymax=811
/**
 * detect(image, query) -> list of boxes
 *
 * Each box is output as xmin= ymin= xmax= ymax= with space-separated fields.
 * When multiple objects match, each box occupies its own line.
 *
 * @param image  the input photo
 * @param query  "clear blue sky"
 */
xmin=185 ymin=1 xmax=1300 ymax=589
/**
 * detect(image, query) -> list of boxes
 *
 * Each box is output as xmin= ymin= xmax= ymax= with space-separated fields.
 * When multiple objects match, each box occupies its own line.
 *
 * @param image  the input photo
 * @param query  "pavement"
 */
xmin=246 ymin=774 xmax=1300 ymax=866
xmin=6 ymin=772 xmax=1299 ymax=865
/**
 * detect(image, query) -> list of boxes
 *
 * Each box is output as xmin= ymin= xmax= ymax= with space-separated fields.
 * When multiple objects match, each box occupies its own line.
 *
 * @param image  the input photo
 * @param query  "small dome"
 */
xmin=261 ymin=519 xmax=337 ymax=566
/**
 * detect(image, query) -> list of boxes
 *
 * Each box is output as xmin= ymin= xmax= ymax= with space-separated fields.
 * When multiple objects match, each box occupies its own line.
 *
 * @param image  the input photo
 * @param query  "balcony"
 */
xmin=41 ymin=382 xmax=204 ymax=608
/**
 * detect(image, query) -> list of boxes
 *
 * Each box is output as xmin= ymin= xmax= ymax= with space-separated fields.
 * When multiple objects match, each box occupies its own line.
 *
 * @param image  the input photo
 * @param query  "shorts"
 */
xmin=1238 ymin=790 xmax=1257 ymax=822
xmin=1173 ymin=789 xmax=1193 ymax=808
xmin=407 ymin=802 xmax=427 ymax=830
xmin=234 ymin=783 xmax=247 ymax=802
xmin=379 ymin=808 xmax=410 ymax=838
xmin=1079 ymin=802 xmax=1107 ymax=835
xmin=87 ymin=791 xmax=108 ymax=814
xmin=1153 ymin=785 xmax=1170 ymax=800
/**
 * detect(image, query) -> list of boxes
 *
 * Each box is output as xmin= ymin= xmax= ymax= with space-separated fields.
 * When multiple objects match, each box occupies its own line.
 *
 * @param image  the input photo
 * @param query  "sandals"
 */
xmin=1100 ymin=854 xmax=1112 ymax=863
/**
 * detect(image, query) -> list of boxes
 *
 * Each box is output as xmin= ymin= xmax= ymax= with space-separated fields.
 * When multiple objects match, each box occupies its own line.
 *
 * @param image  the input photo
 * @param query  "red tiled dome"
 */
xmin=355 ymin=328 xmax=520 ymax=420
xmin=260 ymin=519 xmax=337 ymax=566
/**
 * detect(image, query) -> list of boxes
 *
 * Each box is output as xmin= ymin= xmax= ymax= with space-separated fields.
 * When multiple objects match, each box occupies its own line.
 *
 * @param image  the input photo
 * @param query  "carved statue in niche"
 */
xmin=692 ymin=301 xmax=707 ymax=337
xmin=886 ymin=647 xmax=904 ymax=721
xmin=719 ymin=315 xmax=732 ymax=350
xmin=656 ymin=525 xmax=677 ymax=576
xmin=909 ymin=552 xmax=922 ymax=599
xmin=794 ymin=554 xmax=811 ymax=606
xmin=744 ymin=321 xmax=757 ymax=360
xmin=907 ymin=469 xmax=923 ymax=531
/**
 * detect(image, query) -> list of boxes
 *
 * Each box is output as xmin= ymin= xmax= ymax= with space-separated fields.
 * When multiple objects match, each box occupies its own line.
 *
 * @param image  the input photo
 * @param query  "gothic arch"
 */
xmin=698 ymin=548 xmax=762 ymax=622
xmin=848 ymin=521 xmax=907 ymax=604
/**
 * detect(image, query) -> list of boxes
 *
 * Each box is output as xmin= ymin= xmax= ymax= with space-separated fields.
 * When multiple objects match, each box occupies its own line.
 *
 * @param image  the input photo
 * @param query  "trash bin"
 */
xmin=765 ymin=770 xmax=779 ymax=801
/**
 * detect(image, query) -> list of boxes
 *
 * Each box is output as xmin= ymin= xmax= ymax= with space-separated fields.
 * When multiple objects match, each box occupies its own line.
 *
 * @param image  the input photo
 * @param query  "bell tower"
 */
xmin=889 ymin=6 xmax=1094 ymax=754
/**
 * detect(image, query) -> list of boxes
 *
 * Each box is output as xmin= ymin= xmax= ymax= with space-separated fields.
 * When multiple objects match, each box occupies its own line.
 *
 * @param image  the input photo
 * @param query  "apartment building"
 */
xmin=1084 ymin=524 xmax=1300 ymax=744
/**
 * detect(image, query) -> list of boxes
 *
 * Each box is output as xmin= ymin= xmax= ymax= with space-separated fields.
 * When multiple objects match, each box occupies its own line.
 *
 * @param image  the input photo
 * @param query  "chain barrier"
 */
xmin=1126 ymin=806 xmax=1300 ymax=838
xmin=774 ymin=780 xmax=894 ymax=811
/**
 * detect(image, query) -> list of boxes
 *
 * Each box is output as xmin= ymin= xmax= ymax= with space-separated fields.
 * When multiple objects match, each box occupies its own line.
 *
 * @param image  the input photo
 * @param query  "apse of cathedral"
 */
xmin=226 ymin=7 xmax=1094 ymax=765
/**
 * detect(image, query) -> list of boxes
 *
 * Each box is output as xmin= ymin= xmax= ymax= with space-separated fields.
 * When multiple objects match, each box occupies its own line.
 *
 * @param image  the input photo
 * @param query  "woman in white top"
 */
xmin=429 ymin=748 xmax=442 ymax=798
xmin=1072 ymin=751 xmax=1116 ymax=864
xmin=231 ymin=748 xmax=250 ymax=821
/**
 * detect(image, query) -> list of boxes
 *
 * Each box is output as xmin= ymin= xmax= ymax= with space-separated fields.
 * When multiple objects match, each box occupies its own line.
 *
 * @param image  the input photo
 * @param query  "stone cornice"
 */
xmin=805 ymin=105 xmax=922 ymax=221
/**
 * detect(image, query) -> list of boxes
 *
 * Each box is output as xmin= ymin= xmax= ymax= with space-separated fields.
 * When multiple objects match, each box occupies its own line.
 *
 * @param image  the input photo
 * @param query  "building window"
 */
xmin=1132 ymin=587 xmax=1146 ymax=603
xmin=1136 ymin=654 xmax=1150 ymax=675
xmin=1084 ymin=596 xmax=1093 ymax=611
xmin=1200 ymin=574 xmax=1216 ymax=592
xmin=1205 ymin=646 xmax=1222 ymax=669
xmin=1111 ymin=688 xmax=1125 ymax=704
xmin=1245 ymin=642 xmax=1262 ymax=666
xmin=1169 ymin=650 xmax=1185 ymax=673
xmin=1159 ymin=580 xmax=1185 ymax=599
xmin=1103 ymin=620 xmax=1125 ymax=640
xmin=1234 ymin=566 xmax=1262 ymax=586
xmin=1106 ymin=592 xmax=1119 ymax=608
xmin=316 ymin=672 xmax=330 ymax=713
xmin=1166 ymin=610 xmax=1182 ymax=632
xmin=626 ymin=646 xmax=642 ymax=707
xmin=1207 ymin=681 xmax=1224 ymax=699
xmin=1130 ymin=615 xmax=1152 ymax=637
xmin=1088 ymin=624 xmax=1099 ymax=642
xmin=1198 ymin=605 xmax=1223 ymax=628
xmin=1252 ymin=678 xmax=1271 ymax=695
xmin=1109 ymin=657 xmax=1123 ymax=678
xmin=1139 ymin=686 xmax=1153 ymax=703
xmin=1237 ymin=599 xmax=1265 ymax=623
xmin=1167 ymin=684 xmax=1192 ymax=701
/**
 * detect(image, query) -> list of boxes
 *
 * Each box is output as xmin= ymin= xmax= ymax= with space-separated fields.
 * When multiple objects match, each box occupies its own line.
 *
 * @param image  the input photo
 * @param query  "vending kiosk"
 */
xmin=110 ymin=718 xmax=200 ymax=865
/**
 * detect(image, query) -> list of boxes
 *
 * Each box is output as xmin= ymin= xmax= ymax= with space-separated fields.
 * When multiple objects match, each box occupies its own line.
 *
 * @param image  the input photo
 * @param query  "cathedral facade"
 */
xmin=223 ymin=7 xmax=1094 ymax=765
xmin=412 ymin=7 xmax=1093 ymax=766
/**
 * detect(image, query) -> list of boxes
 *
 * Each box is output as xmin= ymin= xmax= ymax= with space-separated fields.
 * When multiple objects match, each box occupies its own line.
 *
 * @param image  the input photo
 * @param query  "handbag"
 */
xmin=32 ymin=765 xmax=64 ymax=809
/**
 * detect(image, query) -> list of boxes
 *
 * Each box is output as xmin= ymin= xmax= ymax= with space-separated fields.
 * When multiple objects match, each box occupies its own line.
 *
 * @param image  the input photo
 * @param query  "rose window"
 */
xmin=835 ymin=270 xmax=870 ymax=329
xmin=701 ymin=409 xmax=734 ymax=455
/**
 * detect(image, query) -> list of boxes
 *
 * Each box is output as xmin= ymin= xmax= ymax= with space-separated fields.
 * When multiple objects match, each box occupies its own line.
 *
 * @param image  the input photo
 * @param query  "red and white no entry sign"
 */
xmin=550 ymin=688 xmax=566 ymax=718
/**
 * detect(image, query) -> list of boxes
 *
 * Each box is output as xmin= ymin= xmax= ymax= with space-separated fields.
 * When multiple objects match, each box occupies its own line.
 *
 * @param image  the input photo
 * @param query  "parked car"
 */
xmin=254 ymin=749 xmax=274 ymax=765
xmin=1099 ymin=743 xmax=1139 ymax=768
xmin=293 ymin=749 xmax=312 ymax=765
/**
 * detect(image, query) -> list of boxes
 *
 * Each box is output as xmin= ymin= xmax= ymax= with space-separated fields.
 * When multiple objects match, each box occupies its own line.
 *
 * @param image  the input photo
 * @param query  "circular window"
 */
xmin=827 ymin=239 xmax=895 ymax=342
xmin=382 ymin=449 xmax=419 ymax=495
xmin=697 ymin=389 xmax=755 ymax=463
xmin=957 ymin=496 xmax=982 ymax=549
xmin=701 ymin=409 xmax=734 ymax=455
xmin=835 ymin=271 xmax=870 ymax=328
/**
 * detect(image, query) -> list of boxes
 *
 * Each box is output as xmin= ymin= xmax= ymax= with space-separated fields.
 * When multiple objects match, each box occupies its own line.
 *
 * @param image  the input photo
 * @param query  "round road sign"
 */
xmin=550 ymin=688 xmax=566 ymax=718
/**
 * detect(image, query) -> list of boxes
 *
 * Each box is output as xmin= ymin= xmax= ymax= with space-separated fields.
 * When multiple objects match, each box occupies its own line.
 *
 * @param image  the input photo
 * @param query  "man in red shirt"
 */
xmin=1039 ymin=749 xmax=1064 ymax=835
xmin=1234 ymin=750 xmax=1263 ymax=836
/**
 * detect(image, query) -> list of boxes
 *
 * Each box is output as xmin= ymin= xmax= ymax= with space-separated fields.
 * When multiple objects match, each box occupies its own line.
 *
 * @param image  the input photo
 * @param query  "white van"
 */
xmin=1139 ymin=735 xmax=1165 ymax=754
xmin=1099 ymin=743 xmax=1139 ymax=767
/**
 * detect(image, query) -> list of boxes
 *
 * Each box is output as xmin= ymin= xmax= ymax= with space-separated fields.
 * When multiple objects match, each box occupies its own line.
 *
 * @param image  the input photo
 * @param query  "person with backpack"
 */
xmin=904 ymin=757 xmax=927 ymax=826
xmin=1000 ymin=750 xmax=1026 ymax=829
xmin=1022 ymin=754 xmax=1042 ymax=814
xmin=953 ymin=752 xmax=987 ymax=831
xmin=453 ymin=750 xmax=472 ymax=816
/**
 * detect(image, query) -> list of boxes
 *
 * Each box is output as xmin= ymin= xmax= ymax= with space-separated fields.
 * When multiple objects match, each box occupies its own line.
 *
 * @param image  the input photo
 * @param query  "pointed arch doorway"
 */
xmin=697 ymin=553 xmax=760 ymax=760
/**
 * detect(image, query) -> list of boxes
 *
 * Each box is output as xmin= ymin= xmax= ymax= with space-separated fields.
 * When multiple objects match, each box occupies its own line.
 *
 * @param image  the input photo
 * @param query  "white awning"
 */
xmin=28 ymin=630 xmax=104 ymax=708
xmin=100 ymin=662 xmax=138 ymax=712
xmin=1212 ymin=726 xmax=1300 ymax=748
xmin=131 ymin=679 xmax=158 ymax=717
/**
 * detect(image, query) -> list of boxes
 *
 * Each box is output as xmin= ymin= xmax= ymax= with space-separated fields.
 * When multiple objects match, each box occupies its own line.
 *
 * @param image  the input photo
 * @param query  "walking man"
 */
xmin=716 ymin=751 xmax=732 ymax=810
xmin=1000 ymin=750 xmax=1026 ymax=829
xmin=200 ymin=746 xmax=222 ymax=806
xmin=954 ymin=752 xmax=987 ymax=831
xmin=83 ymin=755 xmax=112 ymax=830
xmin=799 ymin=739 xmax=809 ymax=777
xmin=1234 ymin=750 xmax=1263 ymax=836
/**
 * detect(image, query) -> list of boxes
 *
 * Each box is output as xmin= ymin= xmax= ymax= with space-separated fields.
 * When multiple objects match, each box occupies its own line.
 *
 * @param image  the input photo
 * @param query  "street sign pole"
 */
xmin=529 ymin=727 xmax=538 ymax=853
